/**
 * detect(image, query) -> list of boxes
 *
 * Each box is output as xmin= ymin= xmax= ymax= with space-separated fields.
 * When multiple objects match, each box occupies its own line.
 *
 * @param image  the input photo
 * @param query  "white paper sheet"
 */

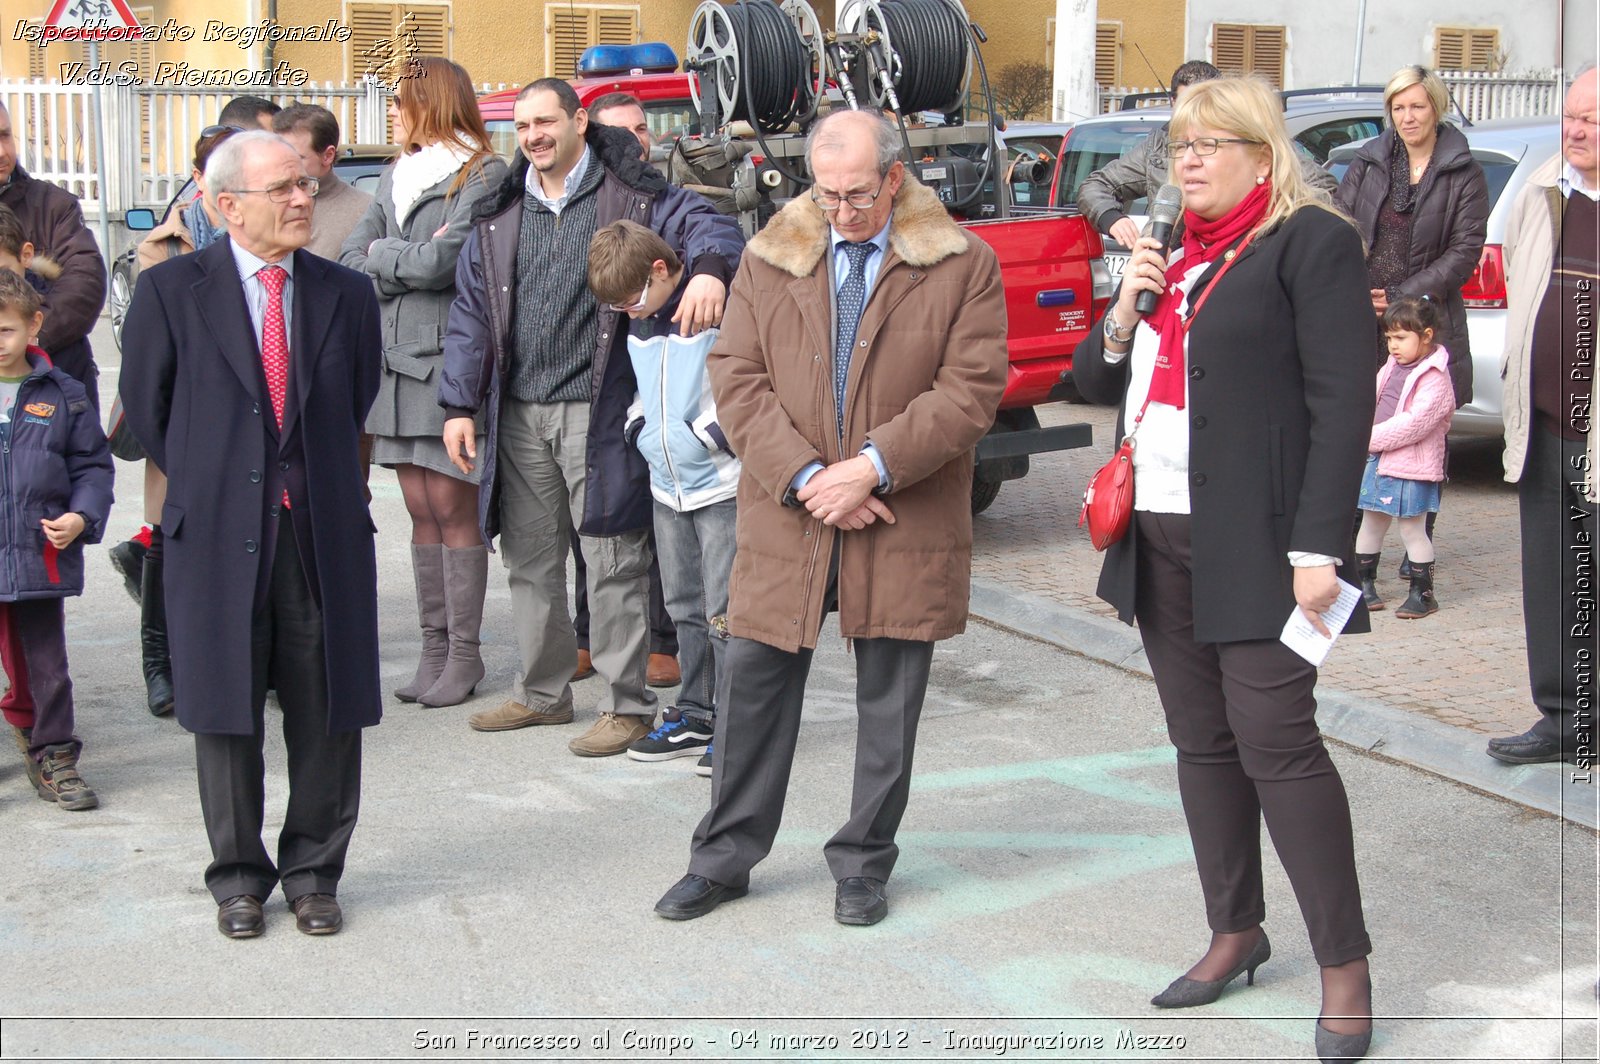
xmin=1279 ymin=578 xmax=1363 ymax=667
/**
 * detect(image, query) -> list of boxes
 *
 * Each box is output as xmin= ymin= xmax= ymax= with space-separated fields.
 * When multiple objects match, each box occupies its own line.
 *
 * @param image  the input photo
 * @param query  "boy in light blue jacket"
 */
xmin=588 ymin=220 xmax=743 ymax=776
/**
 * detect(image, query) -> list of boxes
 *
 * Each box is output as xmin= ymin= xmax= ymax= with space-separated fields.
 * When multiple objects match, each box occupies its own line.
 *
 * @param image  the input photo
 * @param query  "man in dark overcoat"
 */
xmin=120 ymin=130 xmax=384 ymax=939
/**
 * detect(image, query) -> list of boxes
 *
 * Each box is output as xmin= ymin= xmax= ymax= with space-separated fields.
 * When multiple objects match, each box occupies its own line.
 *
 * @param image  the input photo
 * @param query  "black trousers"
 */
xmin=194 ymin=517 xmax=361 ymax=905
xmin=687 ymin=550 xmax=935 ymax=886
xmin=1519 ymin=429 xmax=1596 ymax=749
xmin=1134 ymin=511 xmax=1371 ymax=967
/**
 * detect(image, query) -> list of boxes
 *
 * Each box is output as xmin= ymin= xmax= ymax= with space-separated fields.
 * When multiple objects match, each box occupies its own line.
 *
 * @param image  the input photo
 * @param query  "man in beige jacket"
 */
xmin=1488 ymin=66 xmax=1598 ymax=768
xmin=654 ymin=109 xmax=1008 ymax=925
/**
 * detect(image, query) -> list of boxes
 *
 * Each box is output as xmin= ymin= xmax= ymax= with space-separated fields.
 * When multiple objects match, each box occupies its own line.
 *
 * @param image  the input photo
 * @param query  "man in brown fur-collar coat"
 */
xmin=654 ymin=109 xmax=1008 ymax=926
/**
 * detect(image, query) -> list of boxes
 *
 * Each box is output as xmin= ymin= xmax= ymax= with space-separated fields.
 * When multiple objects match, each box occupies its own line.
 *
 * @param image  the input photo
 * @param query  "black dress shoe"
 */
xmin=217 ymin=895 xmax=264 ymax=938
xmin=835 ymin=877 xmax=889 ymax=925
xmin=655 ymin=874 xmax=747 ymax=920
xmin=290 ymin=893 xmax=343 ymax=935
xmin=1487 ymin=729 xmax=1574 ymax=764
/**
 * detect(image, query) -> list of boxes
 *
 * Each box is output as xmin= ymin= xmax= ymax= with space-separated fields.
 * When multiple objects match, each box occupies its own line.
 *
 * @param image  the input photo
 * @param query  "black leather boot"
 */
xmin=141 ymin=553 xmax=175 ymax=716
xmin=1355 ymin=552 xmax=1384 ymax=611
xmin=1394 ymin=560 xmax=1438 ymax=619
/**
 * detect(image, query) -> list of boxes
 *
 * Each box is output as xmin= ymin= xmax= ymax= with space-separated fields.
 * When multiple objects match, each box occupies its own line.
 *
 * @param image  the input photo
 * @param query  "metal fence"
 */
xmin=1093 ymin=71 xmax=1566 ymax=121
xmin=0 ymin=79 xmax=392 ymax=213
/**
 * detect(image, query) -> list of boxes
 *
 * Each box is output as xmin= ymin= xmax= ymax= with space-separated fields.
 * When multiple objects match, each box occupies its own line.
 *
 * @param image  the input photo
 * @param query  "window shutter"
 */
xmin=27 ymin=21 xmax=47 ymax=80
xmin=350 ymin=3 xmax=402 ymax=77
xmin=549 ymin=9 xmax=588 ymax=78
xmin=1212 ymin=24 xmax=1248 ymax=75
xmin=1434 ymin=28 xmax=1466 ymax=70
xmin=1094 ymin=22 xmax=1121 ymax=87
xmin=1467 ymin=29 xmax=1498 ymax=70
xmin=1251 ymin=25 xmax=1285 ymax=88
xmin=405 ymin=5 xmax=450 ymax=58
xmin=596 ymin=9 xmax=638 ymax=46
xmin=1211 ymin=23 xmax=1283 ymax=87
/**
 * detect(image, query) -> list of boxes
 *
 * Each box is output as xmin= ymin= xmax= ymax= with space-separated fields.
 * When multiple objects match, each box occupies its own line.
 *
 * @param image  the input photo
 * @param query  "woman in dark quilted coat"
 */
xmin=1334 ymin=64 xmax=1488 ymax=407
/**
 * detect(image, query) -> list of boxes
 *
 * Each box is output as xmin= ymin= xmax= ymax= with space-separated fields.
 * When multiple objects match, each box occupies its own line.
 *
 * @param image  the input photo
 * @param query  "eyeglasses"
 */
xmin=1167 ymin=137 xmax=1262 ymax=159
xmin=228 ymin=176 xmax=320 ymax=202
xmin=811 ymin=173 xmax=889 ymax=212
xmin=199 ymin=124 xmax=245 ymax=139
xmin=608 ymin=275 xmax=651 ymax=313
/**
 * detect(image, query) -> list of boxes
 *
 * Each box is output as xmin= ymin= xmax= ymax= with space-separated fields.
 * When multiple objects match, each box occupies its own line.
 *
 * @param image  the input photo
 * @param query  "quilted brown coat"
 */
xmin=708 ymin=179 xmax=1008 ymax=651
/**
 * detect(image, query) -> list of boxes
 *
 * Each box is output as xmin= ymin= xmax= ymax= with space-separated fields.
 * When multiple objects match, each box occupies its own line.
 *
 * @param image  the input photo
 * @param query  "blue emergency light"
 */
xmin=577 ymin=42 xmax=679 ymax=76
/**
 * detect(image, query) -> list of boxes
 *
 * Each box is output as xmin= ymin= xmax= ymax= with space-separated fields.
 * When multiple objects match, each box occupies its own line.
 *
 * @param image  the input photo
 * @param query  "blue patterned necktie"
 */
xmin=834 ymin=241 xmax=877 ymax=428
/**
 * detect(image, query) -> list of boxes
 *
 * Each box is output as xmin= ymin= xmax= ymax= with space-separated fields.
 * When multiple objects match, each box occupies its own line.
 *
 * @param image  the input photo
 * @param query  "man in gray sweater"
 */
xmin=273 ymin=104 xmax=373 ymax=262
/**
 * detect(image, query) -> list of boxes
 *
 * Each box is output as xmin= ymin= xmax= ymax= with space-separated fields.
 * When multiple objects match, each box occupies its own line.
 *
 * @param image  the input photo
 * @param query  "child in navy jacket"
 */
xmin=0 ymin=270 xmax=114 ymax=809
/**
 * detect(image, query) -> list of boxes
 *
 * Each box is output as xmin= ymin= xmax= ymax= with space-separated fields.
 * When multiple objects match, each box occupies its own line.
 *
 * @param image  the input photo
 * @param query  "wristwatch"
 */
xmin=1103 ymin=312 xmax=1135 ymax=344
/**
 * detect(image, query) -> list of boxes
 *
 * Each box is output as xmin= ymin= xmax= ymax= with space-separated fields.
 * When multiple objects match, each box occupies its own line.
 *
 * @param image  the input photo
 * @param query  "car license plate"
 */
xmin=1105 ymin=252 xmax=1128 ymax=278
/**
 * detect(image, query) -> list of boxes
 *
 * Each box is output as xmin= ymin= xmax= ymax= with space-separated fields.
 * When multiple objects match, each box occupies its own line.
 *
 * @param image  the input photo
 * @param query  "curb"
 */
xmin=968 ymin=578 xmax=1598 ymax=831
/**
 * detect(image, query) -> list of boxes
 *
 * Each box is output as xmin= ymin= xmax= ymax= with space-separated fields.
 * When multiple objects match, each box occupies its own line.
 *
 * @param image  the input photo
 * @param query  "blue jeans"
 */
xmin=652 ymin=498 xmax=737 ymax=721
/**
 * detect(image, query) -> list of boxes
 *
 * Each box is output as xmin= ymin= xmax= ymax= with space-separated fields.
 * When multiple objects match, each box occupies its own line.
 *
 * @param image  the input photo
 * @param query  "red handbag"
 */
xmin=1079 ymin=397 xmax=1149 ymax=551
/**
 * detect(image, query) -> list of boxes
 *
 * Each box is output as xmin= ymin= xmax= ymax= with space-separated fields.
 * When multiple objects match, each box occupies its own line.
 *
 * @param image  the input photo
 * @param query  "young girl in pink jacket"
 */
xmin=1355 ymin=297 xmax=1455 ymax=617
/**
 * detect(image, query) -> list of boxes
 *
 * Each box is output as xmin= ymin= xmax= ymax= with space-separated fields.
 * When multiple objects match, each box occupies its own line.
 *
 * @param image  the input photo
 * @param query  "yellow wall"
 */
xmin=964 ymin=0 xmax=1186 ymax=96
xmin=1 ymin=1 xmax=255 ymax=85
xmin=1101 ymin=0 xmax=1186 ymax=91
xmin=269 ymin=0 xmax=705 ymax=88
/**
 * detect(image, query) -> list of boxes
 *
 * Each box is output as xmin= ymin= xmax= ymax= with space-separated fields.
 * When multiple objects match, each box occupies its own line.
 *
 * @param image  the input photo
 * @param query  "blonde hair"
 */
xmin=588 ymin=219 xmax=680 ymax=306
xmin=1383 ymin=65 xmax=1449 ymax=128
xmin=1169 ymin=75 xmax=1345 ymax=235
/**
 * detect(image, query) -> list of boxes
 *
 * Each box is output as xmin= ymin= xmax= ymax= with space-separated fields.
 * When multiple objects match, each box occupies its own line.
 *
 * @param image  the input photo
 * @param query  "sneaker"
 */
xmin=36 ymin=747 xmax=98 ymax=810
xmin=107 ymin=538 xmax=148 ymax=605
xmin=626 ymin=709 xmax=713 ymax=762
xmin=695 ymin=741 xmax=714 ymax=778
xmin=568 ymin=712 xmax=653 ymax=757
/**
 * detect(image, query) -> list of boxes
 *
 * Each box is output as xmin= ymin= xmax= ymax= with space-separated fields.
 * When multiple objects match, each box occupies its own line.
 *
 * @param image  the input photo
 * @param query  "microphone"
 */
xmin=1134 ymin=183 xmax=1184 ymax=316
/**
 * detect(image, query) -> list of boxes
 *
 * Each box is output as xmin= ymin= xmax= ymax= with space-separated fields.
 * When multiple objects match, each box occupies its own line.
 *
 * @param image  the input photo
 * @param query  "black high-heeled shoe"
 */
xmin=1150 ymin=932 xmax=1271 ymax=1008
xmin=1315 ymin=1021 xmax=1371 ymax=1063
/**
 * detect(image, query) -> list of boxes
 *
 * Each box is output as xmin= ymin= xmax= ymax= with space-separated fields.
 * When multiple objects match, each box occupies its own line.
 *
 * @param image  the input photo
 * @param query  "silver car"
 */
xmin=1328 ymin=117 xmax=1560 ymax=438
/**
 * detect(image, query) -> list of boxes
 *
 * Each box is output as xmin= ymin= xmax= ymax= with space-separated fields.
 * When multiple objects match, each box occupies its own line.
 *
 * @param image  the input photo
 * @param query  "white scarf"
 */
xmin=391 ymin=141 xmax=475 ymax=224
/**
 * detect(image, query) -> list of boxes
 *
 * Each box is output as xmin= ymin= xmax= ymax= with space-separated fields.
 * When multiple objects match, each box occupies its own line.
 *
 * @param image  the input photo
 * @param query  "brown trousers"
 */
xmin=1134 ymin=511 xmax=1371 ymax=967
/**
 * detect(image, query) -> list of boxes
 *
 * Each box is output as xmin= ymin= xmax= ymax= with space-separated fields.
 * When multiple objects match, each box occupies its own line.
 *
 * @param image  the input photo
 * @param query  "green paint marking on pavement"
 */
xmin=914 ymin=748 xmax=1180 ymax=809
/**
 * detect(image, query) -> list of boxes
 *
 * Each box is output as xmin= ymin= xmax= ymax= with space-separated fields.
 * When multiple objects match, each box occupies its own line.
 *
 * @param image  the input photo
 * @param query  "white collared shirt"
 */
xmin=525 ymin=146 xmax=593 ymax=215
xmin=1559 ymin=160 xmax=1600 ymax=203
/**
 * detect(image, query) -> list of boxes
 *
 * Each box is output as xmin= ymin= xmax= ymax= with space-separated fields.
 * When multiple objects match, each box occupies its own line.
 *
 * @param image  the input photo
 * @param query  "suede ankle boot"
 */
xmin=140 ymin=553 xmax=175 ymax=716
xmin=395 ymin=544 xmax=447 ymax=703
xmin=1355 ymin=552 xmax=1384 ymax=612
xmin=419 ymin=545 xmax=489 ymax=707
xmin=1395 ymin=560 xmax=1439 ymax=619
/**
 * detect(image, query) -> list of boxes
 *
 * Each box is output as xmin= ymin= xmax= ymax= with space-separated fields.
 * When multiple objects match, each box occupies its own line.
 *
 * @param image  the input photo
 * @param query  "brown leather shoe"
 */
xmin=568 ymin=712 xmax=653 ymax=757
xmin=468 ymin=695 xmax=575 ymax=732
xmin=647 ymin=653 xmax=680 ymax=688
xmin=572 ymin=648 xmax=595 ymax=681
xmin=290 ymin=893 xmax=343 ymax=935
xmin=217 ymin=895 xmax=264 ymax=938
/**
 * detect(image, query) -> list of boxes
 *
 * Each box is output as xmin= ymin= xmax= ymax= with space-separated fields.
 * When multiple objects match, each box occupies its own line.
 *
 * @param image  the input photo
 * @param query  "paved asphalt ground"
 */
xmin=0 ymin=319 xmax=1595 ymax=1062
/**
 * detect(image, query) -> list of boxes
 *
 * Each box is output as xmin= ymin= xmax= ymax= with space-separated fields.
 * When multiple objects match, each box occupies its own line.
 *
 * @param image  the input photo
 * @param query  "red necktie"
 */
xmin=257 ymin=264 xmax=291 ymax=508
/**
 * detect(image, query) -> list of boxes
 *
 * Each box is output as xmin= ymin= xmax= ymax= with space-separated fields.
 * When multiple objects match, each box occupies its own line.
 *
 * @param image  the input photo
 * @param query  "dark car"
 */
xmin=107 ymin=144 xmax=398 ymax=349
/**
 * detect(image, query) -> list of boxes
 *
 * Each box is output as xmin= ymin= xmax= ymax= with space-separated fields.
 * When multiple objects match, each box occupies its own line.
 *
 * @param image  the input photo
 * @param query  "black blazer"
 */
xmin=1073 ymin=206 xmax=1375 ymax=644
xmin=120 ymin=239 xmax=384 ymax=735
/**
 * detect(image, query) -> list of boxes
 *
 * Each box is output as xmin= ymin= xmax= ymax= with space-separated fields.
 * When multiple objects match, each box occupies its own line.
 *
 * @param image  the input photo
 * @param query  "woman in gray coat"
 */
xmin=341 ymin=58 xmax=508 ymax=708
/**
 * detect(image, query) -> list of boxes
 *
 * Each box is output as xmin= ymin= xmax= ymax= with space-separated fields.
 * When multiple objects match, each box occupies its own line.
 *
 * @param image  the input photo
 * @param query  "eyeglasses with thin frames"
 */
xmin=1166 ymin=137 xmax=1262 ymax=159
xmin=227 ymin=176 xmax=320 ymax=202
xmin=609 ymin=274 xmax=651 ymax=314
xmin=199 ymin=124 xmax=245 ymax=139
xmin=811 ymin=173 xmax=889 ymax=212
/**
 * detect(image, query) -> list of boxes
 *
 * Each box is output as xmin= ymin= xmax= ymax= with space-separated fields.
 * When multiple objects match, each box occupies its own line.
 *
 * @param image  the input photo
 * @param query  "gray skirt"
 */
xmin=371 ymin=433 xmax=485 ymax=485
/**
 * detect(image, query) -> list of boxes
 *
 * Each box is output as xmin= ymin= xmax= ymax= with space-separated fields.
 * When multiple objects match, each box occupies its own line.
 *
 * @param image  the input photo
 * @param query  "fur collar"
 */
xmin=475 ymin=123 xmax=664 ymax=221
xmin=747 ymin=178 xmax=968 ymax=278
